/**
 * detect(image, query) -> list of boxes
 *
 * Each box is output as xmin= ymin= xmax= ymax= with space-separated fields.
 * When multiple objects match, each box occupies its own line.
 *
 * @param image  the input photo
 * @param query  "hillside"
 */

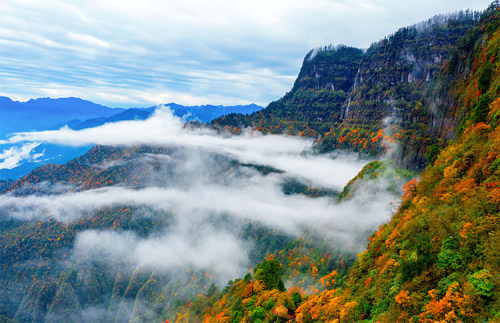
xmin=177 ymin=2 xmax=500 ymax=322
xmin=0 ymin=141 xmax=371 ymax=322
xmin=0 ymin=3 xmax=498 ymax=323
xmin=0 ymin=146 xmax=274 ymax=321
xmin=294 ymin=5 xmax=500 ymax=319
xmin=212 ymin=10 xmax=481 ymax=170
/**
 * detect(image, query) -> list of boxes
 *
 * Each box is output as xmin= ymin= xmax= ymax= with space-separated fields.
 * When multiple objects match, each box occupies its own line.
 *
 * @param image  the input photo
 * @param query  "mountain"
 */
xmin=0 ymin=96 xmax=262 ymax=135
xmin=57 ymin=108 xmax=153 ymax=130
xmin=62 ymin=103 xmax=263 ymax=130
xmin=0 ymin=143 xmax=359 ymax=322
xmin=176 ymin=2 xmax=500 ymax=321
xmin=158 ymin=103 xmax=263 ymax=123
xmin=0 ymin=97 xmax=124 ymax=181
xmin=290 ymin=5 xmax=500 ymax=321
xmin=0 ymin=97 xmax=124 ymax=137
xmin=0 ymin=2 xmax=498 ymax=323
xmin=212 ymin=10 xmax=482 ymax=170
xmin=0 ymin=101 xmax=263 ymax=180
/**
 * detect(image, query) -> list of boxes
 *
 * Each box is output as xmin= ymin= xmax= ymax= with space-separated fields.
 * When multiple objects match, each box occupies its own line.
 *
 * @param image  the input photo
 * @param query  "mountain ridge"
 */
xmin=175 ymin=3 xmax=500 ymax=321
xmin=212 ymin=10 xmax=482 ymax=170
xmin=0 ymin=99 xmax=263 ymax=180
xmin=0 ymin=2 xmax=498 ymax=323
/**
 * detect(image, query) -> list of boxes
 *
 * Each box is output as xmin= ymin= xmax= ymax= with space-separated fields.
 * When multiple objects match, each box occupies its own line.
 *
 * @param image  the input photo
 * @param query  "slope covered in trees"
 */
xmin=176 ymin=2 xmax=500 ymax=322
xmin=0 ymin=143 xmax=363 ymax=322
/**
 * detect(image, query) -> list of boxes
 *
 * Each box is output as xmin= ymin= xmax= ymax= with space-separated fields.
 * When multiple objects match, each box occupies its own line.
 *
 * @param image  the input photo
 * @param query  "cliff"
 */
xmin=183 ymin=3 xmax=499 ymax=322
xmin=213 ymin=10 xmax=481 ymax=170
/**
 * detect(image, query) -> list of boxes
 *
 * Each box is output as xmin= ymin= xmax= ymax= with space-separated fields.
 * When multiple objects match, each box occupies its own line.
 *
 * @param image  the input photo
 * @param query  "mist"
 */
xmin=2 ymin=108 xmax=366 ymax=190
xmin=73 ymin=229 xmax=249 ymax=281
xmin=0 ymin=107 xmax=402 ymax=286
xmin=0 ymin=171 xmax=395 ymax=234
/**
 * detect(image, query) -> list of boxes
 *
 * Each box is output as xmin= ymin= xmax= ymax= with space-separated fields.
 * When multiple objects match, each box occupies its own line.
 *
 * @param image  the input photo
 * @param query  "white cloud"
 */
xmin=0 ymin=169 xmax=395 ymax=247
xmin=66 ymin=31 xmax=109 ymax=49
xmin=0 ymin=142 xmax=42 ymax=169
xmin=5 ymin=108 xmax=366 ymax=189
xmin=74 ymin=229 xmax=249 ymax=280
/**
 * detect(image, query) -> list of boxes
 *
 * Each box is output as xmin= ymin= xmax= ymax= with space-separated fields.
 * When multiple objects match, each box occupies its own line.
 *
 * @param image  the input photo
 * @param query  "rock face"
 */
xmin=213 ymin=11 xmax=481 ymax=170
xmin=294 ymin=45 xmax=364 ymax=94
xmin=345 ymin=16 xmax=472 ymax=122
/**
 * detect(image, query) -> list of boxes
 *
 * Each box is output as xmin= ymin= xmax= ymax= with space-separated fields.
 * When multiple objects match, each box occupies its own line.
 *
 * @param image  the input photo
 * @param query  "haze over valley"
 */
xmin=0 ymin=1 xmax=498 ymax=322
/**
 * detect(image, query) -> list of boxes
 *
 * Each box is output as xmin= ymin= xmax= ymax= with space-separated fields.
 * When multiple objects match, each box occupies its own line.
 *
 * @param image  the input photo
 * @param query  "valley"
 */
xmin=0 ymin=1 xmax=498 ymax=322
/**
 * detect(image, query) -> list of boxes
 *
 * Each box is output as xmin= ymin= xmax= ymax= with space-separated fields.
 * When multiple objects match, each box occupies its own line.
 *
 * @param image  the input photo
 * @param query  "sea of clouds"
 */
xmin=0 ymin=107 xmax=399 ymax=280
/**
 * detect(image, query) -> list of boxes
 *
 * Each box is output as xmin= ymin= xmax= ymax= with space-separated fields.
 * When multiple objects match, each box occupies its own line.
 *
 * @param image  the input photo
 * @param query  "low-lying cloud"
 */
xmin=2 ymin=108 xmax=365 ymax=190
xmin=0 ymin=170 xmax=396 ymax=248
xmin=0 ymin=108 xmax=401 ymax=282
xmin=74 ymin=229 xmax=248 ymax=280
xmin=1 ymin=172 xmax=397 ymax=280
xmin=0 ymin=142 xmax=42 ymax=169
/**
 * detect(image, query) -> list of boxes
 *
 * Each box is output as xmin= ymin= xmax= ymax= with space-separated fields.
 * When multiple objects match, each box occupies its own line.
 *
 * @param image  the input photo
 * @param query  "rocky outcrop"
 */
xmin=213 ymin=11 xmax=481 ymax=170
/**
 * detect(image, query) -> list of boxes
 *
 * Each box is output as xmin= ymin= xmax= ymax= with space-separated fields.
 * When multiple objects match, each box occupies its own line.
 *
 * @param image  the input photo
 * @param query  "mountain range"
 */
xmin=0 ymin=2 xmax=498 ymax=323
xmin=0 ymin=99 xmax=262 ymax=180
xmin=213 ymin=10 xmax=482 ymax=170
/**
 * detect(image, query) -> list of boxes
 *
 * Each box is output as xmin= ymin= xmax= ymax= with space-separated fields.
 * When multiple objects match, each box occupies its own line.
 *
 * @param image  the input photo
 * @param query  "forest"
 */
xmin=0 ymin=1 xmax=498 ymax=323
xmin=176 ymin=2 xmax=500 ymax=322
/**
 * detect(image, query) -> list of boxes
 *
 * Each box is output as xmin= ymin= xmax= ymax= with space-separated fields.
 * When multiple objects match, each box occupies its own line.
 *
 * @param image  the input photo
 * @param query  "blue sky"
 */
xmin=0 ymin=0 xmax=492 ymax=108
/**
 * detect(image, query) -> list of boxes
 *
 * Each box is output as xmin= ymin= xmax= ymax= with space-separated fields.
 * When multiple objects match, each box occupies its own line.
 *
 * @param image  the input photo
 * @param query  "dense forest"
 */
xmin=0 ymin=1 xmax=498 ymax=323
xmin=176 ymin=2 xmax=500 ymax=322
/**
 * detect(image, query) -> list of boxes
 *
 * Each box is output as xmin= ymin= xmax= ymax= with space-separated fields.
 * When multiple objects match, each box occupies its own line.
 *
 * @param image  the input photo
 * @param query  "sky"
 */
xmin=0 ymin=0 xmax=492 ymax=108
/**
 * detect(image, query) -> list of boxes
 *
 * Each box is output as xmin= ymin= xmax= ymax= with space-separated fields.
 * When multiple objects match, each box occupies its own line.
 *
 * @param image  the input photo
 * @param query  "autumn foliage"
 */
xmin=175 ymin=5 xmax=500 ymax=321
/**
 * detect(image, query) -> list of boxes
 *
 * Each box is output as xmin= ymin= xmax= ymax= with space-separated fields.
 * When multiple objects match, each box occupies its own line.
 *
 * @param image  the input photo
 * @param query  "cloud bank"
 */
xmin=1 ymin=167 xmax=396 ymax=278
xmin=3 ymin=108 xmax=366 ymax=190
xmin=0 ymin=109 xmax=401 ymax=281
xmin=0 ymin=172 xmax=393 ymax=235
xmin=0 ymin=142 xmax=42 ymax=169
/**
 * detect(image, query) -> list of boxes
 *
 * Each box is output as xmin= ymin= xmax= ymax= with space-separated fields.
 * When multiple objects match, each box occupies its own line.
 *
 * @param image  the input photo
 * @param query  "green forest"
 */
xmin=0 ymin=1 xmax=498 ymax=323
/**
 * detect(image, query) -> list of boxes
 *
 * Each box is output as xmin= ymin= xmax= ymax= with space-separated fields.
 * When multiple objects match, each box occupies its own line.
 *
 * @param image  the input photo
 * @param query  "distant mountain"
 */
xmin=0 ymin=98 xmax=263 ymax=180
xmin=0 ymin=96 xmax=263 ymax=135
xmin=58 ymin=108 xmax=153 ymax=130
xmin=0 ymin=97 xmax=124 ymax=137
xmin=160 ymin=102 xmax=263 ymax=123
xmin=59 ymin=103 xmax=263 ymax=130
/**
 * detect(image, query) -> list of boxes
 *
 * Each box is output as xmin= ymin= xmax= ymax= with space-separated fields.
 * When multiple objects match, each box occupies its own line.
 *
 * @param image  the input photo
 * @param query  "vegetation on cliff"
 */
xmin=175 ymin=2 xmax=499 ymax=322
xmin=213 ymin=10 xmax=482 ymax=170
